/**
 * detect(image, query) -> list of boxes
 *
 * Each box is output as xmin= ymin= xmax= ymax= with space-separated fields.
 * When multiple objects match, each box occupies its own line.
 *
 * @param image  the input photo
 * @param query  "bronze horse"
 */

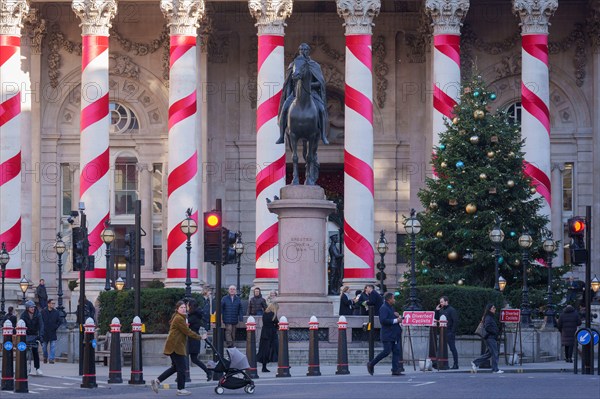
xmin=286 ymin=56 xmax=325 ymax=185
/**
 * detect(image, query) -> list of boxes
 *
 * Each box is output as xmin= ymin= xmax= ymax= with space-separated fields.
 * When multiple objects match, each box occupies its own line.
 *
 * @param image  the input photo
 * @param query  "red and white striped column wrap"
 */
xmin=72 ymin=0 xmax=117 ymax=279
xmin=514 ymin=0 xmax=557 ymax=219
xmin=336 ymin=0 xmax=380 ymax=282
xmin=426 ymin=1 xmax=470 ymax=149
xmin=249 ymin=0 xmax=292 ymax=283
xmin=0 ymin=0 xmax=28 ymax=279
xmin=161 ymin=0 xmax=205 ymax=279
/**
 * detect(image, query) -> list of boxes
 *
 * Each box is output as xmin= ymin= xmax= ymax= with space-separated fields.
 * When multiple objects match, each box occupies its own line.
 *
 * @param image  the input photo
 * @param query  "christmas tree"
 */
xmin=413 ymin=75 xmax=552 ymax=290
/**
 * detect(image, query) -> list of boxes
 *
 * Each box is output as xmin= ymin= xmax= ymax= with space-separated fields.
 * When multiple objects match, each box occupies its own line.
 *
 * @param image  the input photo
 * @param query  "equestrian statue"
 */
xmin=277 ymin=43 xmax=329 ymax=186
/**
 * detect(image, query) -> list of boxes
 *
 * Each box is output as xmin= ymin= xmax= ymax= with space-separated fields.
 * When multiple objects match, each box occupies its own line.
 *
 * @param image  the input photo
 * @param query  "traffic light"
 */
xmin=568 ymin=217 xmax=587 ymax=265
xmin=124 ymin=232 xmax=136 ymax=265
xmin=221 ymin=228 xmax=238 ymax=265
xmin=204 ymin=211 xmax=222 ymax=263
xmin=72 ymin=227 xmax=84 ymax=271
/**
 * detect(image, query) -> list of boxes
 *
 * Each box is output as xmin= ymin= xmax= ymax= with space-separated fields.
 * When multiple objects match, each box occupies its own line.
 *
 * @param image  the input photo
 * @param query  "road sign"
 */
xmin=3 ymin=341 xmax=12 ymax=351
xmin=17 ymin=342 xmax=26 ymax=351
xmin=402 ymin=311 xmax=436 ymax=326
xmin=592 ymin=329 xmax=599 ymax=346
xmin=500 ymin=309 xmax=521 ymax=323
xmin=576 ymin=329 xmax=591 ymax=346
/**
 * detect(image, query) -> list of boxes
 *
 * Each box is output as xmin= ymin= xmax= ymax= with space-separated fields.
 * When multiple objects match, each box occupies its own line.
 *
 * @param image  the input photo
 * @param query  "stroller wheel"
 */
xmin=244 ymin=385 xmax=255 ymax=394
xmin=215 ymin=386 xmax=225 ymax=395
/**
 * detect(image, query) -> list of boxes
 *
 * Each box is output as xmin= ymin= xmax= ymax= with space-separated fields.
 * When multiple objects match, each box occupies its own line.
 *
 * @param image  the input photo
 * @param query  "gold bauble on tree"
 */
xmin=447 ymin=251 xmax=459 ymax=261
xmin=440 ymin=161 xmax=448 ymax=168
xmin=479 ymin=173 xmax=487 ymax=180
xmin=507 ymin=180 xmax=515 ymax=188
xmin=452 ymin=117 xmax=460 ymax=125
xmin=514 ymin=259 xmax=521 ymax=266
xmin=429 ymin=201 xmax=438 ymax=210
xmin=436 ymin=231 xmax=443 ymax=238
xmin=465 ymin=203 xmax=477 ymax=214
xmin=487 ymin=151 xmax=495 ymax=158
xmin=469 ymin=135 xmax=480 ymax=144
xmin=530 ymin=187 xmax=537 ymax=194
xmin=473 ymin=109 xmax=485 ymax=119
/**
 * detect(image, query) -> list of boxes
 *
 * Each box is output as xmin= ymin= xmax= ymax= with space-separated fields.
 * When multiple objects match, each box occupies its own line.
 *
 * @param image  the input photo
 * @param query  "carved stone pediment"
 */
xmin=110 ymin=54 xmax=140 ymax=80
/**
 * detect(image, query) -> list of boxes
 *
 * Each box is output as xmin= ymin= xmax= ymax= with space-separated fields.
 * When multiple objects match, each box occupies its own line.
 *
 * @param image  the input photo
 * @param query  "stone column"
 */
xmin=72 ymin=0 xmax=117 ymax=280
xmin=550 ymin=163 xmax=564 ymax=264
xmin=0 ymin=0 xmax=29 ymax=280
xmin=249 ymin=0 xmax=292 ymax=289
xmin=425 ymin=0 xmax=469 ymax=150
xmin=589 ymin=1 xmax=600 ymax=275
xmin=160 ymin=0 xmax=205 ymax=284
xmin=336 ymin=0 xmax=380 ymax=287
xmin=70 ymin=163 xmax=81 ymax=211
xmin=513 ymin=0 xmax=558 ymax=223
xmin=138 ymin=164 xmax=153 ymax=272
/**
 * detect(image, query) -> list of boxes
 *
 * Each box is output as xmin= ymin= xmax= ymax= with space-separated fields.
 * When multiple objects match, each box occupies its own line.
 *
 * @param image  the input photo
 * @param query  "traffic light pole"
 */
xmin=212 ymin=199 xmax=224 ymax=379
xmin=583 ymin=206 xmax=592 ymax=374
xmin=78 ymin=209 xmax=88 ymax=376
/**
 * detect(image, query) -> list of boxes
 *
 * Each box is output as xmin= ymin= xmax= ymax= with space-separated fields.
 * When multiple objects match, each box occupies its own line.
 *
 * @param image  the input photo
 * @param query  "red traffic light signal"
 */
xmin=205 ymin=211 xmax=222 ymax=229
xmin=568 ymin=217 xmax=586 ymax=237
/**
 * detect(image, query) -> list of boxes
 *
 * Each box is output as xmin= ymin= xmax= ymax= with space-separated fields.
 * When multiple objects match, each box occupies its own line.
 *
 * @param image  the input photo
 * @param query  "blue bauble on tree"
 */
xmin=490 ymin=93 xmax=497 ymax=100
xmin=473 ymin=91 xmax=480 ymax=97
xmin=439 ymin=144 xmax=446 ymax=150
xmin=456 ymin=161 xmax=464 ymax=168
xmin=498 ymin=256 xmax=504 ymax=264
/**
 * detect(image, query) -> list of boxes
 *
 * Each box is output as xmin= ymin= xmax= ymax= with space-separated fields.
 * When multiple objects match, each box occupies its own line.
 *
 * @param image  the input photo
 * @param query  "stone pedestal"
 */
xmin=267 ymin=186 xmax=336 ymax=318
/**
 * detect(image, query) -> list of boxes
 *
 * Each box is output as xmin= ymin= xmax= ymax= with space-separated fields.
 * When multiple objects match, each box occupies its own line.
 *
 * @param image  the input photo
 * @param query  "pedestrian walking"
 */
xmin=471 ymin=303 xmax=503 ymax=374
xmin=21 ymin=300 xmax=44 ymax=375
xmin=247 ymin=287 xmax=267 ymax=316
xmin=221 ymin=285 xmax=243 ymax=348
xmin=150 ymin=300 xmax=207 ymax=396
xmin=2 ymin=306 xmax=17 ymax=333
xmin=256 ymin=302 xmax=279 ymax=372
xmin=435 ymin=296 xmax=459 ymax=369
xmin=35 ymin=279 xmax=48 ymax=309
xmin=339 ymin=286 xmax=353 ymax=316
xmin=186 ymin=299 xmax=212 ymax=381
xmin=267 ymin=290 xmax=278 ymax=305
xmin=41 ymin=299 xmax=61 ymax=364
xmin=367 ymin=292 xmax=403 ymax=376
xmin=557 ymin=304 xmax=581 ymax=363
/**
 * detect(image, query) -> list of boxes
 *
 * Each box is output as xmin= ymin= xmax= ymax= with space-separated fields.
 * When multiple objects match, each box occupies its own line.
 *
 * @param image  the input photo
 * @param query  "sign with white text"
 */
xmin=500 ymin=309 xmax=521 ymax=323
xmin=402 ymin=311 xmax=436 ymax=326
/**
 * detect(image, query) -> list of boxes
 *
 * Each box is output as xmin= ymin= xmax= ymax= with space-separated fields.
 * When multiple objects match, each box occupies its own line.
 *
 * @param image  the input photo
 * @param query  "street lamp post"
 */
xmin=115 ymin=277 xmax=125 ymax=291
xmin=404 ymin=209 xmax=422 ymax=311
xmin=542 ymin=236 xmax=557 ymax=328
xmin=498 ymin=276 xmax=507 ymax=293
xmin=0 ymin=242 xmax=10 ymax=317
xmin=19 ymin=276 xmax=29 ymax=303
xmin=234 ymin=232 xmax=244 ymax=296
xmin=100 ymin=222 xmax=115 ymax=291
xmin=518 ymin=230 xmax=533 ymax=327
xmin=180 ymin=208 xmax=198 ymax=299
xmin=488 ymin=220 xmax=505 ymax=291
xmin=376 ymin=230 xmax=388 ymax=293
xmin=54 ymin=234 xmax=67 ymax=325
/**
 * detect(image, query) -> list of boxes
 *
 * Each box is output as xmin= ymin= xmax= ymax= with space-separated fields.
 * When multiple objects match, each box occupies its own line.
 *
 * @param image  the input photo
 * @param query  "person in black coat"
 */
xmin=21 ymin=300 xmax=45 ymax=375
xmin=352 ymin=289 xmax=368 ymax=315
xmin=557 ymin=304 xmax=582 ymax=362
xmin=339 ymin=286 xmax=353 ymax=316
xmin=41 ymin=299 xmax=61 ymax=364
xmin=256 ymin=303 xmax=279 ymax=372
xmin=471 ymin=303 xmax=503 ymax=373
xmin=367 ymin=292 xmax=403 ymax=376
xmin=435 ymin=296 xmax=459 ymax=369
xmin=186 ymin=299 xmax=212 ymax=380
xmin=366 ymin=284 xmax=383 ymax=313
xmin=2 ymin=306 xmax=17 ymax=333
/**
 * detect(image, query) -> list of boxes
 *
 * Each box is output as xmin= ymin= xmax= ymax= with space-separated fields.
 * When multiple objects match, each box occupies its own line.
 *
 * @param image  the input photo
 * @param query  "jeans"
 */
xmin=42 ymin=340 xmax=57 ymax=361
xmin=370 ymin=338 xmax=402 ymax=373
xmin=157 ymin=353 xmax=187 ymax=390
xmin=473 ymin=336 xmax=499 ymax=372
xmin=447 ymin=332 xmax=459 ymax=366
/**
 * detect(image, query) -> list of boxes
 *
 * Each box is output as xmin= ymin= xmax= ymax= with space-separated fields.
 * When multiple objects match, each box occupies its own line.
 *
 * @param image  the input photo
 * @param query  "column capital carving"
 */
xmin=588 ymin=1 xmax=600 ymax=52
xmin=425 ymin=0 xmax=470 ymax=36
xmin=72 ymin=0 xmax=117 ymax=36
xmin=160 ymin=0 xmax=206 ymax=36
xmin=24 ymin=8 xmax=47 ymax=54
xmin=136 ymin=163 xmax=152 ymax=173
xmin=336 ymin=0 xmax=381 ymax=36
xmin=512 ymin=0 xmax=558 ymax=35
xmin=551 ymin=162 xmax=565 ymax=172
xmin=69 ymin=162 xmax=81 ymax=173
xmin=248 ymin=0 xmax=292 ymax=36
xmin=0 ymin=0 xmax=30 ymax=36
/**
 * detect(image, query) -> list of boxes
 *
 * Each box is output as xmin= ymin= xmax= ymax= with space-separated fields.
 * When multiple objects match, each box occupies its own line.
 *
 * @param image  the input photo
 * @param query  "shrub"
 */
xmin=97 ymin=288 xmax=204 ymax=334
xmin=393 ymin=285 xmax=503 ymax=335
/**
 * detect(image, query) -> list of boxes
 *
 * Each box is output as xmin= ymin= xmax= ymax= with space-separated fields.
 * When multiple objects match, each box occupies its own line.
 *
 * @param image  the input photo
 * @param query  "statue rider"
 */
xmin=277 ymin=43 xmax=329 ymax=145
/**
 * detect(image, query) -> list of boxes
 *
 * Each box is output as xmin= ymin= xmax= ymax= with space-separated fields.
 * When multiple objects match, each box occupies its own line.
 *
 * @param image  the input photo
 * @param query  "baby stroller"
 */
xmin=205 ymin=339 xmax=255 ymax=395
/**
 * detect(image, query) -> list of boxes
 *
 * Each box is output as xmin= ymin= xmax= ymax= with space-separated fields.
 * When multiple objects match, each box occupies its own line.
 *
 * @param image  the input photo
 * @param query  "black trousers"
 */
xmin=564 ymin=345 xmax=574 ymax=360
xmin=447 ymin=332 xmax=459 ymax=366
xmin=189 ymin=352 xmax=210 ymax=375
xmin=157 ymin=353 xmax=187 ymax=390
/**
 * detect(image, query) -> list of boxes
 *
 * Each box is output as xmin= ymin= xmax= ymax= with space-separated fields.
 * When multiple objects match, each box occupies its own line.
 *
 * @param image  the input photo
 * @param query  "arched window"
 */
xmin=506 ymin=101 xmax=522 ymax=125
xmin=110 ymin=102 xmax=139 ymax=134
xmin=114 ymin=156 xmax=138 ymax=215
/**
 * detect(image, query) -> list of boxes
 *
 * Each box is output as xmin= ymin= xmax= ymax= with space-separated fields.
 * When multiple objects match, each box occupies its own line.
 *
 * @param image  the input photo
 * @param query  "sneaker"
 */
xmin=34 ymin=369 xmax=43 ymax=376
xmin=43 ymin=358 xmax=48 ymax=364
xmin=471 ymin=362 xmax=478 ymax=371
xmin=150 ymin=379 xmax=160 ymax=394
xmin=367 ymin=362 xmax=374 ymax=376
xmin=176 ymin=389 xmax=192 ymax=396
xmin=494 ymin=370 xmax=504 ymax=374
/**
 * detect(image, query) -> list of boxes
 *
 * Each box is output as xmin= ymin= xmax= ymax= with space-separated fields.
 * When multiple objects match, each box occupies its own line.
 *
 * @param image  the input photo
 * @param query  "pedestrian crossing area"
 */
xmin=2 ymin=379 xmax=109 ymax=394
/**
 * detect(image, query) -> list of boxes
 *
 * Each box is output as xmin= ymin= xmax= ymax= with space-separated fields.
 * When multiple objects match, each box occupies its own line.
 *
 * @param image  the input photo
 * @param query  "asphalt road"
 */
xmin=3 ymin=372 xmax=599 ymax=399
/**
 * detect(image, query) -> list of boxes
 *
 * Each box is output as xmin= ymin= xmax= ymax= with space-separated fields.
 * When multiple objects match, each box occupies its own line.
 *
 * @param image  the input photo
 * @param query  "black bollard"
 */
xmin=108 ymin=317 xmax=123 ymax=383
xmin=307 ymin=316 xmax=321 ymax=376
xmin=245 ymin=316 xmax=259 ymax=379
xmin=2 ymin=320 xmax=15 ymax=391
xmin=129 ymin=316 xmax=145 ymax=385
xmin=428 ymin=325 xmax=438 ymax=369
xmin=276 ymin=316 xmax=291 ymax=378
xmin=81 ymin=317 xmax=98 ymax=388
xmin=14 ymin=320 xmax=28 ymax=393
xmin=437 ymin=316 xmax=448 ymax=370
xmin=336 ymin=316 xmax=349 ymax=375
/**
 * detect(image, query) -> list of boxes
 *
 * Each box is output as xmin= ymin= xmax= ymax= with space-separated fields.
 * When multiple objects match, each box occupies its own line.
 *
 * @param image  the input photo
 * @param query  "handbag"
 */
xmin=474 ymin=320 xmax=485 ymax=337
